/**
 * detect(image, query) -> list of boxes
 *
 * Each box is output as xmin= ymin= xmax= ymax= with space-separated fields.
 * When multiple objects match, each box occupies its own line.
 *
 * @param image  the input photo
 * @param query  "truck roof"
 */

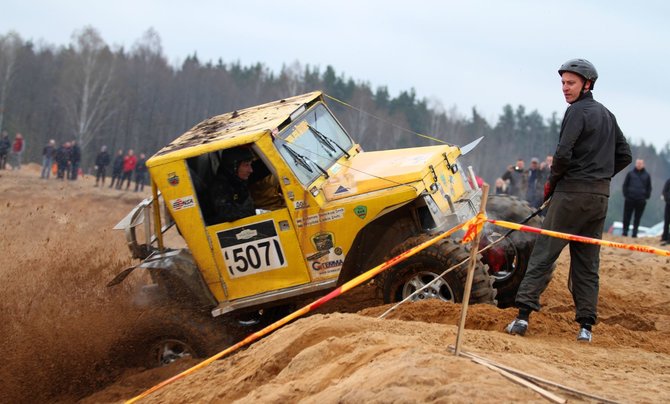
xmin=148 ymin=91 xmax=322 ymax=166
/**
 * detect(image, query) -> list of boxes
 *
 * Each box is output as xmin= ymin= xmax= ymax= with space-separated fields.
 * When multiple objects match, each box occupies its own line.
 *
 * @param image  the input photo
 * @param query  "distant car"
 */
xmin=607 ymin=221 xmax=652 ymax=237
xmin=645 ymin=221 xmax=664 ymax=237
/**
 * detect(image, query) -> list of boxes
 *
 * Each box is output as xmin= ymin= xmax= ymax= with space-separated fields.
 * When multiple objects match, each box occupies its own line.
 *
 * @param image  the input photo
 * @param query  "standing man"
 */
xmin=94 ymin=145 xmax=111 ymax=187
xmin=11 ymin=133 xmax=24 ymax=170
xmin=525 ymin=157 xmax=544 ymax=209
xmin=621 ymin=159 xmax=652 ymax=237
xmin=118 ymin=149 xmax=137 ymax=190
xmin=502 ymin=158 xmax=527 ymax=199
xmin=41 ymin=139 xmax=56 ymax=179
xmin=134 ymin=153 xmax=148 ymax=192
xmin=55 ymin=141 xmax=72 ymax=180
xmin=661 ymin=177 xmax=669 ymax=246
xmin=109 ymin=149 xmax=124 ymax=189
xmin=69 ymin=140 xmax=81 ymax=180
xmin=506 ymin=59 xmax=631 ymax=342
xmin=0 ymin=131 xmax=10 ymax=169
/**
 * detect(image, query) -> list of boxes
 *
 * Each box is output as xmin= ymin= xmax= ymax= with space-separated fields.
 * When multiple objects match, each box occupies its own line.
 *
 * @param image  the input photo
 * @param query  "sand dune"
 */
xmin=1 ymin=166 xmax=669 ymax=403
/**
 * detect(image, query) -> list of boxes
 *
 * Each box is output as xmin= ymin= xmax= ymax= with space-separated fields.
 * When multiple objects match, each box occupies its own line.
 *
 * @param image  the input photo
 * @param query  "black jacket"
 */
xmin=661 ymin=178 xmax=670 ymax=204
xmin=55 ymin=146 xmax=71 ymax=166
xmin=209 ymin=171 xmax=255 ymax=224
xmin=207 ymin=159 xmax=271 ymax=224
xmin=622 ymin=168 xmax=652 ymax=201
xmin=0 ymin=136 xmax=9 ymax=154
xmin=135 ymin=157 xmax=147 ymax=174
xmin=71 ymin=144 xmax=81 ymax=163
xmin=112 ymin=155 xmax=124 ymax=174
xmin=550 ymin=92 xmax=632 ymax=196
xmin=95 ymin=151 xmax=110 ymax=167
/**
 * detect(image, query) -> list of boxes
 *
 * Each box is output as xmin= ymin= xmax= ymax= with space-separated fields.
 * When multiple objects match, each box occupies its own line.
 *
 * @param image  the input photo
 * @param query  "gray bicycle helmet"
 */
xmin=558 ymin=58 xmax=598 ymax=89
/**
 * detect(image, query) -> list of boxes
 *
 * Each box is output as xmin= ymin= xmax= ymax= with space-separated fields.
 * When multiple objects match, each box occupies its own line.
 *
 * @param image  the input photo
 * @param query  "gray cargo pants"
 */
xmin=515 ymin=191 xmax=608 ymax=324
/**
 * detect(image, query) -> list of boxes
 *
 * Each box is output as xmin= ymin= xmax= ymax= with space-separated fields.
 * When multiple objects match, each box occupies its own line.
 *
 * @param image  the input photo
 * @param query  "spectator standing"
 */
xmin=55 ymin=141 xmax=72 ymax=180
xmin=109 ymin=149 xmax=124 ymax=189
xmin=134 ymin=153 xmax=148 ymax=192
xmin=525 ymin=157 xmax=544 ymax=209
xmin=506 ymin=58 xmax=631 ymax=342
xmin=41 ymin=139 xmax=56 ymax=179
xmin=501 ymin=158 xmax=527 ymax=199
xmin=661 ymin=177 xmax=670 ymax=246
xmin=118 ymin=149 xmax=137 ymax=190
xmin=0 ymin=131 xmax=10 ymax=169
xmin=11 ymin=133 xmax=25 ymax=170
xmin=621 ymin=159 xmax=652 ymax=237
xmin=94 ymin=145 xmax=111 ymax=187
xmin=69 ymin=140 xmax=81 ymax=180
xmin=494 ymin=177 xmax=507 ymax=195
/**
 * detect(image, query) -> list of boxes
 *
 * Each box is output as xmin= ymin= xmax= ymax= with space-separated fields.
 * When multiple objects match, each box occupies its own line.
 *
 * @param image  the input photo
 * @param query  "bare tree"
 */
xmin=0 ymin=31 xmax=22 ymax=132
xmin=61 ymin=26 xmax=117 ymax=151
xmin=279 ymin=60 xmax=304 ymax=96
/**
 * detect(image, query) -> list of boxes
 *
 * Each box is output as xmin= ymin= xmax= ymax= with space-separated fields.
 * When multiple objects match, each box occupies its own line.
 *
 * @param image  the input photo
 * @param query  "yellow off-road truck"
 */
xmin=112 ymin=91 xmax=540 ymax=366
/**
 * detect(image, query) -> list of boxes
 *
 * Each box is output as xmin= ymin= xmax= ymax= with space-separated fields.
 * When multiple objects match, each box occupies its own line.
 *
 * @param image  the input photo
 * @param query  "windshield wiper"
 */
xmin=304 ymin=155 xmax=329 ymax=179
xmin=308 ymin=125 xmax=350 ymax=159
xmin=283 ymin=144 xmax=313 ymax=173
xmin=307 ymin=125 xmax=336 ymax=156
xmin=282 ymin=143 xmax=329 ymax=179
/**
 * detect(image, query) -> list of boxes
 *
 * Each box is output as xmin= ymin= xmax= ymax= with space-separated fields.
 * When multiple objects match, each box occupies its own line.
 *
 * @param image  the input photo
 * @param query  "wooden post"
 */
xmin=454 ymin=184 xmax=489 ymax=356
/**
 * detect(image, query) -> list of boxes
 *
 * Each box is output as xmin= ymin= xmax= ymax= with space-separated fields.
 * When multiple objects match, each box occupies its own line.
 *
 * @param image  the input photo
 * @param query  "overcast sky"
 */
xmin=2 ymin=0 xmax=669 ymax=151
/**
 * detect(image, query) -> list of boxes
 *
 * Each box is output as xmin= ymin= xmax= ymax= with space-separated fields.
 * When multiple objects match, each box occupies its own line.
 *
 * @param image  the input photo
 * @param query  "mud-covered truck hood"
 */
xmin=321 ymin=145 xmax=463 ymax=201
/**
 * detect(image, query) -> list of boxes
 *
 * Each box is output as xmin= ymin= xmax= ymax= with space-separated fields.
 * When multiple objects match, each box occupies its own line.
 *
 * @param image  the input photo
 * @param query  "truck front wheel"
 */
xmin=378 ymin=236 xmax=497 ymax=305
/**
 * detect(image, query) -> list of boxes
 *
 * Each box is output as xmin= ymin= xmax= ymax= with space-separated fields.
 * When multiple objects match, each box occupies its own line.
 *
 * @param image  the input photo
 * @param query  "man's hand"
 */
xmin=543 ymin=181 xmax=554 ymax=201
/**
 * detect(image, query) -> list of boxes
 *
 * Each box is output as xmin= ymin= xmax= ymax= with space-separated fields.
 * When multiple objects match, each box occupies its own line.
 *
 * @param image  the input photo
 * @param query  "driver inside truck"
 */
xmin=208 ymin=146 xmax=284 ymax=224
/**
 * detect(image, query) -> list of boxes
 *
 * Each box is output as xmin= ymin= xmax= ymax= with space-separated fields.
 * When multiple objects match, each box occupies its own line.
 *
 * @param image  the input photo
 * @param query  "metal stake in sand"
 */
xmin=454 ymin=184 xmax=489 ymax=356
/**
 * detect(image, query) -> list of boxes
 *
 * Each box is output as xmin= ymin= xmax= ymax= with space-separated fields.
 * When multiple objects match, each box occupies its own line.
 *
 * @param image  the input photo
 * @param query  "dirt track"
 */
xmin=2 ymin=165 xmax=670 ymax=403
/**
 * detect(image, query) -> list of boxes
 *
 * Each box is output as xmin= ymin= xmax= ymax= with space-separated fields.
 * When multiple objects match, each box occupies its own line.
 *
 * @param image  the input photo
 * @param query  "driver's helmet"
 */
xmin=220 ymin=146 xmax=254 ymax=176
xmin=558 ymin=59 xmax=598 ymax=89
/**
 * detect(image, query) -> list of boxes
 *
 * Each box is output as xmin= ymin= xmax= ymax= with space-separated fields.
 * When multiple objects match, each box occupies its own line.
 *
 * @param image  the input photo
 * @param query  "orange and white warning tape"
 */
xmin=488 ymin=219 xmax=670 ymax=257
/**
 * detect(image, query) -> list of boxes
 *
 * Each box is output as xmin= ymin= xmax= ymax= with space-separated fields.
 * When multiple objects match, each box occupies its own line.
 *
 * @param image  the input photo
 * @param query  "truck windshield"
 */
xmin=275 ymin=103 xmax=353 ymax=185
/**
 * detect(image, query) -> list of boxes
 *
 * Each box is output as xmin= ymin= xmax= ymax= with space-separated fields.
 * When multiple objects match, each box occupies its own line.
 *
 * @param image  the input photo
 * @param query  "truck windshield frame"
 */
xmin=274 ymin=102 xmax=353 ymax=185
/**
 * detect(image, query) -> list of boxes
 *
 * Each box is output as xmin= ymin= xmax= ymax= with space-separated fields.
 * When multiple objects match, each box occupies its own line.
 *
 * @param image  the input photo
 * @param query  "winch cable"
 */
xmin=281 ymin=92 xmax=472 ymax=196
xmin=285 ymin=140 xmax=419 ymax=192
xmin=324 ymin=93 xmax=453 ymax=145
xmin=378 ymin=199 xmax=551 ymax=319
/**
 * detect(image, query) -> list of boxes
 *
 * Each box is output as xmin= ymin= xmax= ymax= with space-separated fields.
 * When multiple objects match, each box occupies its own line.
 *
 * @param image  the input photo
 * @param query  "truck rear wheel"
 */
xmin=378 ymin=236 xmax=497 ymax=305
xmin=481 ymin=195 xmax=542 ymax=308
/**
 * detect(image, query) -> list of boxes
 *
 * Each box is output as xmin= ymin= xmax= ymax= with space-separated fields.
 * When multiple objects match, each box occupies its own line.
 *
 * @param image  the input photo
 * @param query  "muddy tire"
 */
xmin=377 ymin=236 xmax=497 ymax=305
xmin=119 ymin=308 xmax=239 ymax=368
xmin=482 ymin=195 xmax=542 ymax=308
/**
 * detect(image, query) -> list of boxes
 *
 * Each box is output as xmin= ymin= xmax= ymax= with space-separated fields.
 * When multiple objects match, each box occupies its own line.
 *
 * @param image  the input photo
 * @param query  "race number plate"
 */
xmin=216 ymin=220 xmax=287 ymax=279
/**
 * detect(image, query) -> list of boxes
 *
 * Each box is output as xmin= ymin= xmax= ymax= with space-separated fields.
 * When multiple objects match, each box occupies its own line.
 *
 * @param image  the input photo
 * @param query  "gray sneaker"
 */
xmin=505 ymin=318 xmax=528 ymax=336
xmin=577 ymin=327 xmax=592 ymax=342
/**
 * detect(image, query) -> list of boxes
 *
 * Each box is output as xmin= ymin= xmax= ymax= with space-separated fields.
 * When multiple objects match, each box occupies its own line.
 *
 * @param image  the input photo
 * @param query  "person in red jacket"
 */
xmin=11 ymin=133 xmax=25 ymax=170
xmin=117 ymin=149 xmax=137 ymax=190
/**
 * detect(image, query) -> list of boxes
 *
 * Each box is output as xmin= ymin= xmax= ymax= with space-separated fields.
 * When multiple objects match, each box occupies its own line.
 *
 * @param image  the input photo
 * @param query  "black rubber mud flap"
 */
xmin=106 ymin=265 xmax=138 ymax=287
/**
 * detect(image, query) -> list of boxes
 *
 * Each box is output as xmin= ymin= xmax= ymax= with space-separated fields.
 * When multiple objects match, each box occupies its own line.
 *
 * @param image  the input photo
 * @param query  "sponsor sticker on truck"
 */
xmin=170 ymin=195 xmax=195 ymax=211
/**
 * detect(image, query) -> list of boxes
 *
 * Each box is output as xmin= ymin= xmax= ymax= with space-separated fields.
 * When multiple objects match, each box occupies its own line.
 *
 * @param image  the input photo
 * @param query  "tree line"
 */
xmin=1 ymin=26 xmax=668 ymax=227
